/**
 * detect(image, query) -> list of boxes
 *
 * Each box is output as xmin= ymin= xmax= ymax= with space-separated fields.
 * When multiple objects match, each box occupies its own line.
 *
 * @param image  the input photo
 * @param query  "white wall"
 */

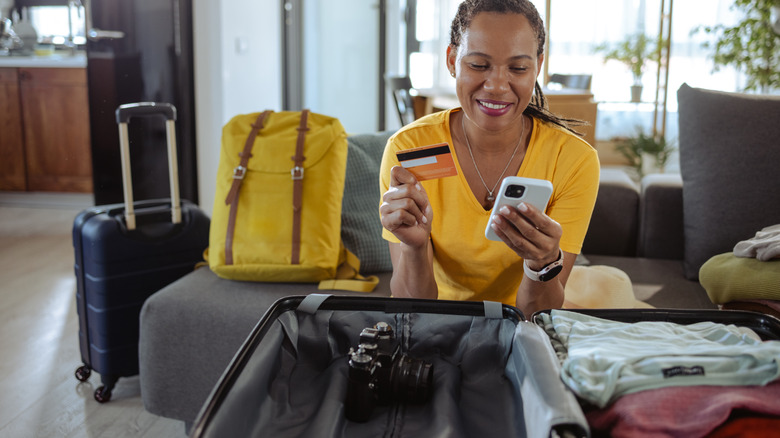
xmin=193 ymin=0 xmax=401 ymax=215
xmin=192 ymin=0 xmax=282 ymax=216
xmin=302 ymin=0 xmax=379 ymax=134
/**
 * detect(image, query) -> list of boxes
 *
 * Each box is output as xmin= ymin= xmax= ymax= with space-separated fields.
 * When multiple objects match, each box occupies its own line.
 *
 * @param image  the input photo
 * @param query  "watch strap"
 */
xmin=523 ymin=249 xmax=564 ymax=282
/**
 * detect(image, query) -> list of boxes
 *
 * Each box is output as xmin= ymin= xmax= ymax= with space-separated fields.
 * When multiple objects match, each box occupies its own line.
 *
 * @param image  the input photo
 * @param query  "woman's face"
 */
xmin=447 ymin=11 xmax=542 ymax=134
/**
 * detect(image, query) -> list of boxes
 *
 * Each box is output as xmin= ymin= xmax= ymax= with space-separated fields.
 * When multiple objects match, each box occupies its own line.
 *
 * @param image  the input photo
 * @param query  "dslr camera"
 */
xmin=344 ymin=322 xmax=434 ymax=422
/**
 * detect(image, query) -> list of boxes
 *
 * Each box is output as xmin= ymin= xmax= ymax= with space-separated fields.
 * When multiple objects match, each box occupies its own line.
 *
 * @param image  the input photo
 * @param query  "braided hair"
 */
xmin=449 ymin=0 xmax=586 ymax=136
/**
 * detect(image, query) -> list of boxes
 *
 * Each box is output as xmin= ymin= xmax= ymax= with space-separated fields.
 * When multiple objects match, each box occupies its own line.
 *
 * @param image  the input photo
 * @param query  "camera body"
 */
xmin=344 ymin=322 xmax=433 ymax=422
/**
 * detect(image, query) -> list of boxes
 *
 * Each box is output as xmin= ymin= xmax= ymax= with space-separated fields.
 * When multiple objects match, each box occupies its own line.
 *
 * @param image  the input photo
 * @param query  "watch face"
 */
xmin=539 ymin=264 xmax=564 ymax=282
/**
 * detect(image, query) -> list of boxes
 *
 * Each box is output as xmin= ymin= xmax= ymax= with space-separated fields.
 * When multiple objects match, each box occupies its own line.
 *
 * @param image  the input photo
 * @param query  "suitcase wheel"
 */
xmin=94 ymin=386 xmax=112 ymax=403
xmin=75 ymin=365 xmax=91 ymax=382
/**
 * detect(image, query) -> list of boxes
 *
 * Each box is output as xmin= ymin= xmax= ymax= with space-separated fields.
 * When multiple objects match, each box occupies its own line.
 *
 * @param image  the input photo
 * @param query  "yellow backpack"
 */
xmin=206 ymin=110 xmax=378 ymax=292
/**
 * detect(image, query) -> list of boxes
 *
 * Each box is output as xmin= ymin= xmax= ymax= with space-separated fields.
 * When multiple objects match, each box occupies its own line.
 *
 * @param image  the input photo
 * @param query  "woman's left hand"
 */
xmin=489 ymin=201 xmax=562 ymax=270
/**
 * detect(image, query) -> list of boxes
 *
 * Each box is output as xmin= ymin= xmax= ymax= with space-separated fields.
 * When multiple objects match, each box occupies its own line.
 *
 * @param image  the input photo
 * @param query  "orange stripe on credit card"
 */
xmin=396 ymin=143 xmax=458 ymax=181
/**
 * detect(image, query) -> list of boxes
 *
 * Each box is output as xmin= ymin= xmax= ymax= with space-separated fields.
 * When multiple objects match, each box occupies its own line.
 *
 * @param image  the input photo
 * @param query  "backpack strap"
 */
xmin=224 ymin=110 xmax=271 ymax=265
xmin=317 ymin=246 xmax=379 ymax=292
xmin=290 ymin=109 xmax=310 ymax=265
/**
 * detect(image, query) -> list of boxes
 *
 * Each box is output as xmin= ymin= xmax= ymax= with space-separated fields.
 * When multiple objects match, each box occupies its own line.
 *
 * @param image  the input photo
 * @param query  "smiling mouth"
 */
xmin=478 ymin=100 xmax=510 ymax=110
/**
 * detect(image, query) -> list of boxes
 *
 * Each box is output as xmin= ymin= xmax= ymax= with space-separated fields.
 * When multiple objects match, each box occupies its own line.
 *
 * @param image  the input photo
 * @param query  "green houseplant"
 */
xmin=694 ymin=0 xmax=780 ymax=93
xmin=595 ymin=33 xmax=662 ymax=102
xmin=614 ymin=130 xmax=676 ymax=178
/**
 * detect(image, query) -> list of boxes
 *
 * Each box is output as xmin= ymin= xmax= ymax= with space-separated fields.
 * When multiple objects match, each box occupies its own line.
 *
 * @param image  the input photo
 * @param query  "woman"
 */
xmin=379 ymin=0 xmax=599 ymax=315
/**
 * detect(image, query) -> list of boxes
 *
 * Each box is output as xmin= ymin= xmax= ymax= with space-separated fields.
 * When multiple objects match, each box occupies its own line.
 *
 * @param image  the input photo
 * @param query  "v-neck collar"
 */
xmin=446 ymin=108 xmax=537 ymax=214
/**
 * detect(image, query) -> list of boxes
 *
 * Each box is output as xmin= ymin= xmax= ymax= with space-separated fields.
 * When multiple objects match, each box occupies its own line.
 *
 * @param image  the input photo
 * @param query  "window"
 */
xmin=409 ymin=0 xmax=461 ymax=90
xmin=26 ymin=5 xmax=86 ymax=46
xmin=409 ymin=0 xmax=743 ymax=145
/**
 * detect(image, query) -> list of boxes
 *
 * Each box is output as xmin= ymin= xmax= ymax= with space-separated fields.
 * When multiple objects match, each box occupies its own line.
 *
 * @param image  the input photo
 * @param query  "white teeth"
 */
xmin=480 ymin=101 xmax=508 ymax=110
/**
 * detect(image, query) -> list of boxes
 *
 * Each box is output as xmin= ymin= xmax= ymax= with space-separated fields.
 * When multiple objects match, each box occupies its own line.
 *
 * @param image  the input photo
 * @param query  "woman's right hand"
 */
xmin=380 ymin=165 xmax=433 ymax=249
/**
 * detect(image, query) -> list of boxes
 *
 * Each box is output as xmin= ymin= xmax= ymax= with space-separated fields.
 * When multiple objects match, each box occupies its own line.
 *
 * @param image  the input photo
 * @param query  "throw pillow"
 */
xmin=700 ymin=252 xmax=780 ymax=304
xmin=341 ymin=131 xmax=395 ymax=273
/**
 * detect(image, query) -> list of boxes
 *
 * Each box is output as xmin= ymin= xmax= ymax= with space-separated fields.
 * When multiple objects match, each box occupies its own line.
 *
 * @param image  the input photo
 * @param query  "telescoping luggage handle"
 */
xmin=115 ymin=102 xmax=181 ymax=231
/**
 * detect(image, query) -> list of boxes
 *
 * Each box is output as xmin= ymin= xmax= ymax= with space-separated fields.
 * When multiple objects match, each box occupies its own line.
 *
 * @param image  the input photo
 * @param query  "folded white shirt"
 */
xmin=734 ymin=224 xmax=780 ymax=261
xmin=538 ymin=310 xmax=780 ymax=408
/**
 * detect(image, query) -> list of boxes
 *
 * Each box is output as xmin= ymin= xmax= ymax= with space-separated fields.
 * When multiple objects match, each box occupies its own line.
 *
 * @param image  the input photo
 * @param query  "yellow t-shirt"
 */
xmin=379 ymin=108 xmax=600 ymax=305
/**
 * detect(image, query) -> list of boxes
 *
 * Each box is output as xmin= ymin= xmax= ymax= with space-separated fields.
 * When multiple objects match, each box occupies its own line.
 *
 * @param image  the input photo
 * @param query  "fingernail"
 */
xmin=422 ymin=214 xmax=428 ymax=224
xmin=492 ymin=215 xmax=502 ymax=225
xmin=500 ymin=206 xmax=510 ymax=215
xmin=518 ymin=202 xmax=528 ymax=212
xmin=416 ymin=183 xmax=423 ymax=191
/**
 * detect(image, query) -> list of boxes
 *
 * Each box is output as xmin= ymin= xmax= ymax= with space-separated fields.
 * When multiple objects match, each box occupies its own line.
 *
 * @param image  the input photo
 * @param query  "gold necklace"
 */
xmin=461 ymin=114 xmax=525 ymax=204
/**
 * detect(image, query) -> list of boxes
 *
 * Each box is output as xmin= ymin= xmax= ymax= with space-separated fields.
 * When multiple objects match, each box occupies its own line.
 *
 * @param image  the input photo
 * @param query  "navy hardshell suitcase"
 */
xmin=190 ymin=295 xmax=590 ymax=438
xmin=73 ymin=103 xmax=210 ymax=403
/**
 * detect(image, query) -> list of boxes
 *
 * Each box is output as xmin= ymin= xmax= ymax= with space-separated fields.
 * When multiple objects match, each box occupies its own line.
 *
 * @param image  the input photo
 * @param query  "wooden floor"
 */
xmin=0 ymin=193 xmax=186 ymax=438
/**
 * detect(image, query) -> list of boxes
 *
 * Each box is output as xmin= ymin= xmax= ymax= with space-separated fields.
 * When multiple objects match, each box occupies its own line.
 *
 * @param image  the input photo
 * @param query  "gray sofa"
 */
xmin=148 ymin=79 xmax=780 ymax=427
xmin=138 ymin=134 xmax=713 ymax=429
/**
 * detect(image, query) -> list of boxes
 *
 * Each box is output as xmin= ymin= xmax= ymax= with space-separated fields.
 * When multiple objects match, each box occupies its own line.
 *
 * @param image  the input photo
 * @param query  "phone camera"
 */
xmin=505 ymin=184 xmax=526 ymax=198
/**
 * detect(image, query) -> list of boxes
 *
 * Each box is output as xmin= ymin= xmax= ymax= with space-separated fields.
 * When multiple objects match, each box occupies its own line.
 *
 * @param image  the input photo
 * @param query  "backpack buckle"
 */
xmin=291 ymin=166 xmax=304 ymax=180
xmin=233 ymin=166 xmax=246 ymax=179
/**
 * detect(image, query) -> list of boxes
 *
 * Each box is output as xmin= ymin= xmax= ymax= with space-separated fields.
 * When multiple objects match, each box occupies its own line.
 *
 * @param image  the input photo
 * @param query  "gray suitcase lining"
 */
xmin=197 ymin=305 xmax=587 ymax=438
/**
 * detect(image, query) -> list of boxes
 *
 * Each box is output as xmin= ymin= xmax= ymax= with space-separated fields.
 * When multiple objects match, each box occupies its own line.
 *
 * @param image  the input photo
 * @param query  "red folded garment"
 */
xmin=586 ymin=381 xmax=780 ymax=438
xmin=709 ymin=414 xmax=780 ymax=438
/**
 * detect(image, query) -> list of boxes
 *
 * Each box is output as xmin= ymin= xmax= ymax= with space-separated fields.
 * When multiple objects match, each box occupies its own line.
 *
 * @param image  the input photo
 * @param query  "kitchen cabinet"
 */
xmin=0 ymin=68 xmax=27 ymax=191
xmin=20 ymin=67 xmax=93 ymax=192
xmin=0 ymin=66 xmax=92 ymax=193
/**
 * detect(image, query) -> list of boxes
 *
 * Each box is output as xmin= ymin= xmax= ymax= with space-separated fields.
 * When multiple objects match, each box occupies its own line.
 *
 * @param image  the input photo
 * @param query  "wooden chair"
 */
xmin=385 ymin=75 xmax=417 ymax=126
xmin=548 ymin=74 xmax=592 ymax=90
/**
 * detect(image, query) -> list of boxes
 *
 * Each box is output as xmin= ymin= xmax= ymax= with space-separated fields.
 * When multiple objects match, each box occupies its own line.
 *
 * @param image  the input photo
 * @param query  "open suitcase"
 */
xmin=190 ymin=296 xmax=780 ymax=438
xmin=190 ymin=295 xmax=590 ymax=438
xmin=72 ymin=103 xmax=210 ymax=403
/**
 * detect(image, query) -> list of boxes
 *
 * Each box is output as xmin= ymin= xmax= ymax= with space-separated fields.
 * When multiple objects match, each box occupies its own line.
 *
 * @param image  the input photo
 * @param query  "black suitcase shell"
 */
xmin=191 ymin=297 xmax=780 ymax=438
xmin=190 ymin=295 xmax=590 ymax=438
xmin=73 ymin=103 xmax=210 ymax=403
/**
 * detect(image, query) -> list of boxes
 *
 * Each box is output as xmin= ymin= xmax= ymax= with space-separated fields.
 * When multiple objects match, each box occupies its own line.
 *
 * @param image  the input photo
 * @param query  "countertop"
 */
xmin=0 ymin=52 xmax=87 ymax=68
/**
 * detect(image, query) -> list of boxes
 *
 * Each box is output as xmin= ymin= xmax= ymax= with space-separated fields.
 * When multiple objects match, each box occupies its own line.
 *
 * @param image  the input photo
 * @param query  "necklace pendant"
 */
xmin=486 ymin=193 xmax=495 ymax=203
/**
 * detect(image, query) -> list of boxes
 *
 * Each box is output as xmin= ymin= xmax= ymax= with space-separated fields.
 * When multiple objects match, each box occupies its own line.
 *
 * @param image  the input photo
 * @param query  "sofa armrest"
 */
xmin=582 ymin=168 xmax=640 ymax=257
xmin=638 ymin=173 xmax=684 ymax=259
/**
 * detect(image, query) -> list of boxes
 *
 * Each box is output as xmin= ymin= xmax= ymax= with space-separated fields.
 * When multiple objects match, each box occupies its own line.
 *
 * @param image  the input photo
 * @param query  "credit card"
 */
xmin=396 ymin=143 xmax=458 ymax=181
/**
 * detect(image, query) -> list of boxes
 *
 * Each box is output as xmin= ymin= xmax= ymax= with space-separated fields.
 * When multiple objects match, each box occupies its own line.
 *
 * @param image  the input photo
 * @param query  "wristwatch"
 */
xmin=523 ymin=249 xmax=564 ymax=282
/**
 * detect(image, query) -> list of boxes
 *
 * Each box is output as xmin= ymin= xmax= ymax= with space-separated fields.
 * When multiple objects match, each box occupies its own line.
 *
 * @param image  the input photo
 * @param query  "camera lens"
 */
xmin=505 ymin=184 xmax=525 ymax=198
xmin=390 ymin=355 xmax=434 ymax=403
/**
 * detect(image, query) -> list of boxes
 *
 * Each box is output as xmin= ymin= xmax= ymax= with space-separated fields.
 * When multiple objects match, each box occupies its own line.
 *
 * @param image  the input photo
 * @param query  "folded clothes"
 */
xmin=708 ymin=414 xmax=780 ymax=438
xmin=734 ymin=224 xmax=780 ymax=261
xmin=538 ymin=310 xmax=780 ymax=408
xmin=586 ymin=381 xmax=780 ymax=438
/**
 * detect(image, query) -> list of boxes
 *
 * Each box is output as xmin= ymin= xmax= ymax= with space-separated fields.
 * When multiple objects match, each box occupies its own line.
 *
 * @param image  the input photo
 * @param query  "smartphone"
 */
xmin=485 ymin=176 xmax=554 ymax=241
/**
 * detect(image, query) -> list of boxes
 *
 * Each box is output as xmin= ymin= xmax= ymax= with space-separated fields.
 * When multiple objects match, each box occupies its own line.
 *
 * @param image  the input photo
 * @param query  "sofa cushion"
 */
xmin=139 ymin=267 xmax=393 ymax=424
xmin=638 ymin=173 xmax=684 ymax=259
xmin=677 ymin=84 xmax=780 ymax=280
xmin=585 ymin=255 xmax=715 ymax=309
xmin=582 ymin=168 xmax=639 ymax=257
xmin=341 ymin=132 xmax=395 ymax=273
